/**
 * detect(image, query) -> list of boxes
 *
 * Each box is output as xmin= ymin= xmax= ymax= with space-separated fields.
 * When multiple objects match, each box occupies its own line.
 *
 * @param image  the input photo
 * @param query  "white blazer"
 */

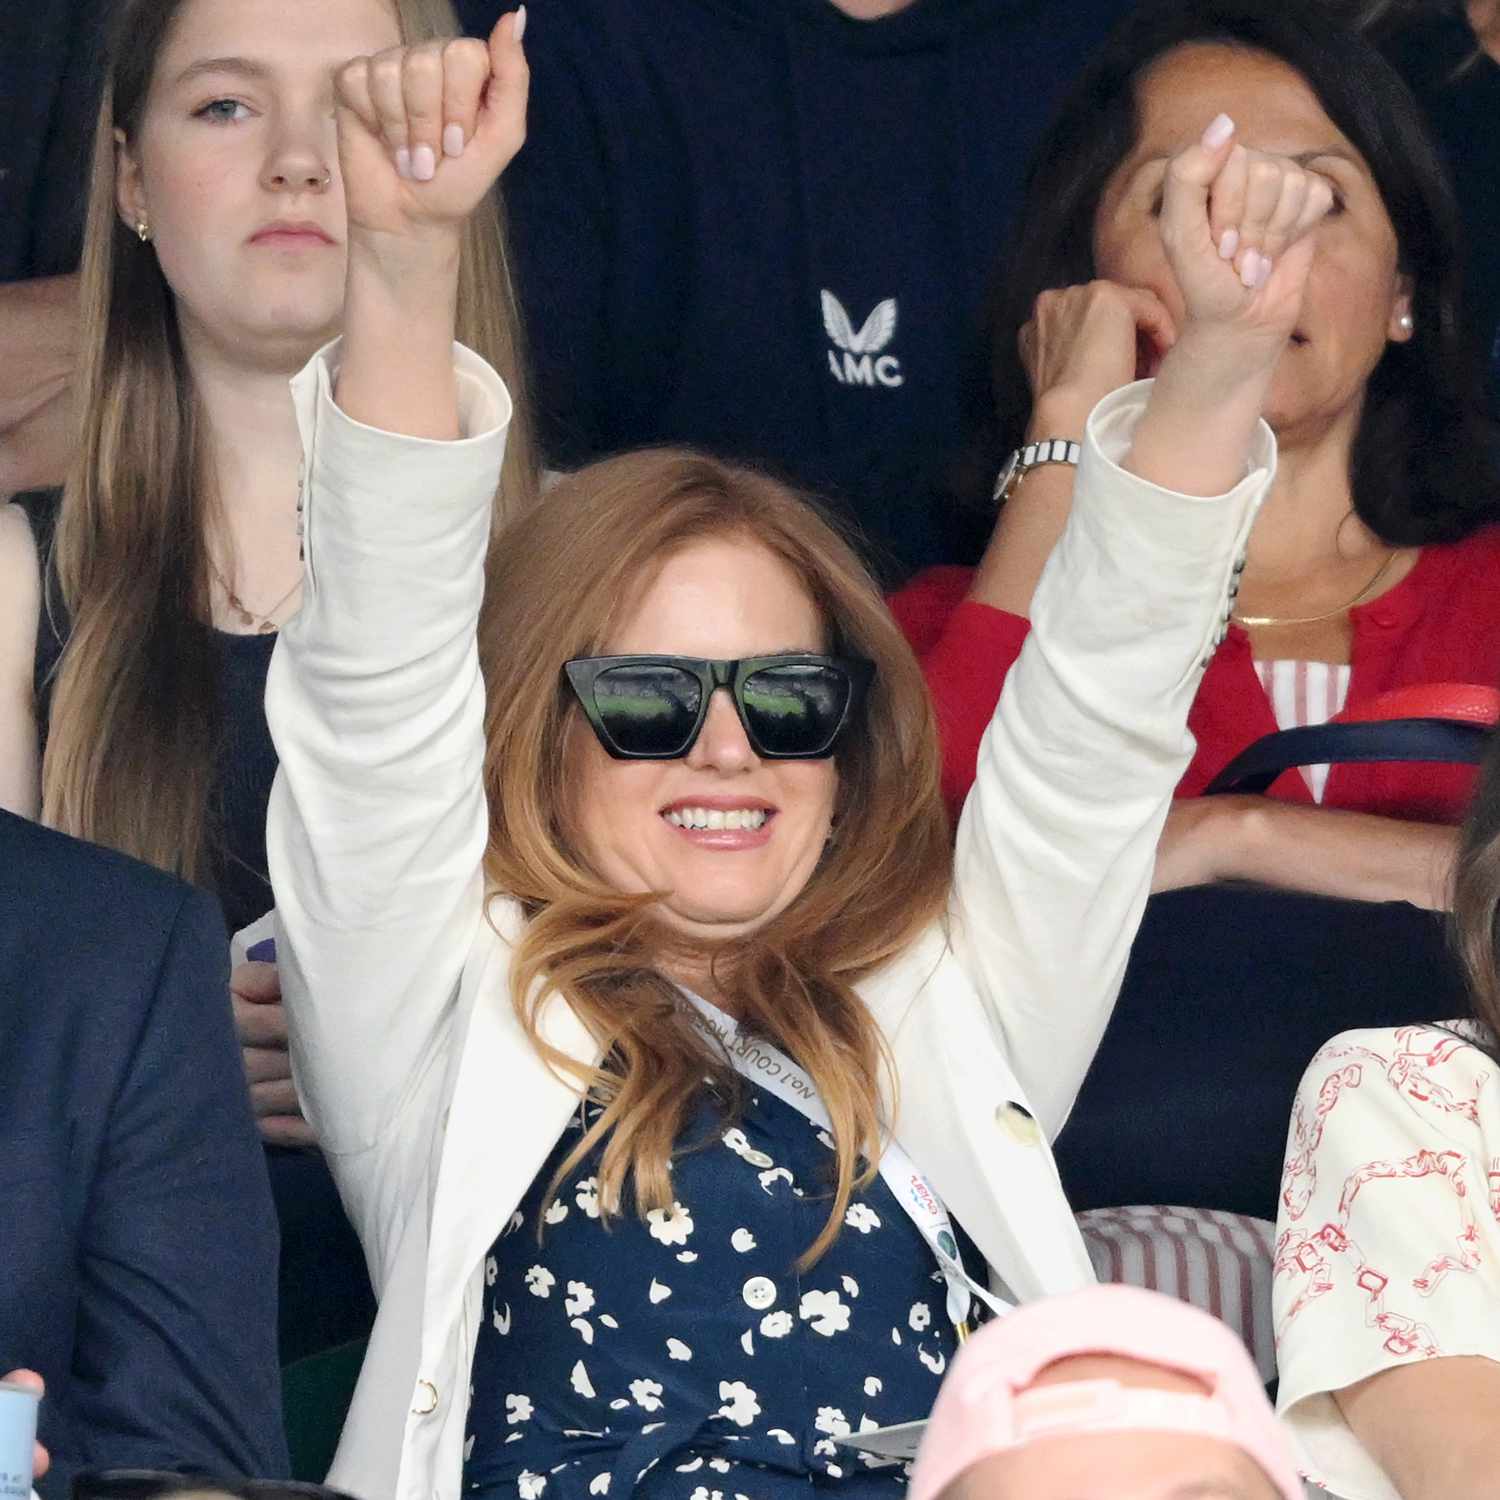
xmin=266 ymin=344 xmax=1273 ymax=1500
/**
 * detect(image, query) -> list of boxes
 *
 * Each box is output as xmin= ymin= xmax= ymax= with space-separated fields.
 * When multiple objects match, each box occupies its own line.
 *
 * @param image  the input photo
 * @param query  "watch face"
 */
xmin=992 ymin=452 xmax=1021 ymax=504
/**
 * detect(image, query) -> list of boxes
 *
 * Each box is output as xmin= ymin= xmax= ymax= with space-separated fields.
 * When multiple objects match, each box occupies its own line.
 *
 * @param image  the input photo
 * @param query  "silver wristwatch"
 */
xmin=992 ymin=438 xmax=1082 ymax=504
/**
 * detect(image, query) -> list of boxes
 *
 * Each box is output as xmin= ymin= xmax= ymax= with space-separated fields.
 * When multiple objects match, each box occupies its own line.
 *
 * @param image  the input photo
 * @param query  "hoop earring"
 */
xmin=135 ymin=218 xmax=151 ymax=243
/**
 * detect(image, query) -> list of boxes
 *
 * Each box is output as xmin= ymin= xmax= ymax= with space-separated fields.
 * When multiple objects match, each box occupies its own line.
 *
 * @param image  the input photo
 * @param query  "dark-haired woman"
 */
xmin=1273 ymin=731 xmax=1500 ymax=1500
xmin=892 ymin=0 xmax=1500 ymax=912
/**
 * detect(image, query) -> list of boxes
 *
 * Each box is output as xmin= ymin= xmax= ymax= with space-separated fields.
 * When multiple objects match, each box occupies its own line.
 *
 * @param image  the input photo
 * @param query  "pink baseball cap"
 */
xmin=907 ymin=1284 xmax=1303 ymax=1500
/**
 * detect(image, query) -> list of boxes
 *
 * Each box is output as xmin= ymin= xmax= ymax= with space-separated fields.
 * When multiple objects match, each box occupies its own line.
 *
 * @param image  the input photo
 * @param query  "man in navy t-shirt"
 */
xmin=463 ymin=0 xmax=1132 ymax=581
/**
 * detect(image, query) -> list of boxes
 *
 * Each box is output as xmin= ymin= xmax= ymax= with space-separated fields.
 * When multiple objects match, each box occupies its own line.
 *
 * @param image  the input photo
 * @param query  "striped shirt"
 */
xmin=1252 ymin=659 xmax=1352 ymax=803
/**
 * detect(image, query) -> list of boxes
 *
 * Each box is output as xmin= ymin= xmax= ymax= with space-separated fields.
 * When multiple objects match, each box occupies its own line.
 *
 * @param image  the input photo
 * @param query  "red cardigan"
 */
xmin=890 ymin=527 xmax=1500 ymax=827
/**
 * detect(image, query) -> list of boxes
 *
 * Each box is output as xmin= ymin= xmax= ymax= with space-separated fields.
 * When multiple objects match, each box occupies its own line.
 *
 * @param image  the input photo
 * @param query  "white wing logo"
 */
xmin=821 ymin=291 xmax=898 ymax=355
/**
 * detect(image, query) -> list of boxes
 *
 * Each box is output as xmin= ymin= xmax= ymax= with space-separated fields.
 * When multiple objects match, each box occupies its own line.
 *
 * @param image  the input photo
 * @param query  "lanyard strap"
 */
xmin=683 ymin=992 xmax=1012 ymax=1334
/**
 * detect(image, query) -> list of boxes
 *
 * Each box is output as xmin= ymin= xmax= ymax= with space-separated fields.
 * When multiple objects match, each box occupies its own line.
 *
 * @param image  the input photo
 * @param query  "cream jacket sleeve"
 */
xmin=950 ymin=380 xmax=1274 ymax=1140
xmin=266 ymin=340 xmax=510 ymax=1175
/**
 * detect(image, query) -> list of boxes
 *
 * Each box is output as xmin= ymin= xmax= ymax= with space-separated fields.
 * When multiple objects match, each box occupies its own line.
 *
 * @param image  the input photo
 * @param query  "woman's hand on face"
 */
xmin=334 ymin=9 xmax=528 ymax=253
xmin=1158 ymin=114 xmax=1333 ymax=371
xmin=1021 ymin=282 xmax=1177 ymax=432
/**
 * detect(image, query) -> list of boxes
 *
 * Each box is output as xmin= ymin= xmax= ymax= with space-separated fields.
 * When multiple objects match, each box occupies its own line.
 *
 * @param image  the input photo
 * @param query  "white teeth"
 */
xmin=663 ymin=806 xmax=769 ymax=831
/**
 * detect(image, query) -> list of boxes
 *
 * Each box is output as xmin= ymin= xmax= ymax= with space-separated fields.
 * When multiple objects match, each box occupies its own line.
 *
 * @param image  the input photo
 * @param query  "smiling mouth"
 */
xmin=663 ymin=807 xmax=772 ymax=832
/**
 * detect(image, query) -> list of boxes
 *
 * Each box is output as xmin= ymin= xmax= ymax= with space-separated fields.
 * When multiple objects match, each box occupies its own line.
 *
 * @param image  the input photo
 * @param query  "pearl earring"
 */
xmin=1398 ymin=312 xmax=1414 ymax=333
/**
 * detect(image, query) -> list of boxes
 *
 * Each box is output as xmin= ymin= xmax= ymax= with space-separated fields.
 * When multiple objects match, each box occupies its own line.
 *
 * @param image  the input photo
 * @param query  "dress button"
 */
xmin=996 ymin=1100 xmax=1042 ymax=1147
xmin=742 ymin=1276 xmax=777 ymax=1311
xmin=411 ymin=1379 xmax=439 ymax=1416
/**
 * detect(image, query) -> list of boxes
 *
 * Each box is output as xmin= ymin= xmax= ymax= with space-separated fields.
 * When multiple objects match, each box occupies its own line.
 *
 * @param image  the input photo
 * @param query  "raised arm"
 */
xmin=265 ymin=14 xmax=527 ymax=1157
xmin=950 ymin=116 xmax=1333 ymax=1136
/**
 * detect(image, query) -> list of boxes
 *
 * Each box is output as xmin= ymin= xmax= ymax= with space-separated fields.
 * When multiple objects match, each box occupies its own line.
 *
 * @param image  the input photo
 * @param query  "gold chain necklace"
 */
xmin=210 ymin=558 xmax=303 ymax=634
xmin=1232 ymin=550 xmax=1401 ymax=629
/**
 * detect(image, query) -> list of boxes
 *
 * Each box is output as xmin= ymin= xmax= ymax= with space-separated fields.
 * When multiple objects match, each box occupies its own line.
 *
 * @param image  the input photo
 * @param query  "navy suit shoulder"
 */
xmin=0 ymin=811 xmax=288 ymax=1496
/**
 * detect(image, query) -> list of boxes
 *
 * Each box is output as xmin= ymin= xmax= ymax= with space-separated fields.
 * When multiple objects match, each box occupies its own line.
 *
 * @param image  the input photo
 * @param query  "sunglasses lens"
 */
xmin=741 ymin=664 xmax=851 ymax=756
xmin=592 ymin=663 xmax=703 ymax=756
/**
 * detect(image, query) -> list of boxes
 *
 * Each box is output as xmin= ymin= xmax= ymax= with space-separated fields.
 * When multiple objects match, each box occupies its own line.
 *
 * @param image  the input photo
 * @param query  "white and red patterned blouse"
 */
xmin=1274 ymin=1022 xmax=1497 ymax=1499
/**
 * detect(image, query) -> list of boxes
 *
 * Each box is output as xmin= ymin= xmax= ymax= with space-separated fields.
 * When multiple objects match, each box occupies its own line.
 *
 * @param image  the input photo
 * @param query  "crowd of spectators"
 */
xmin=3 ymin=1 xmax=1500 ymax=1498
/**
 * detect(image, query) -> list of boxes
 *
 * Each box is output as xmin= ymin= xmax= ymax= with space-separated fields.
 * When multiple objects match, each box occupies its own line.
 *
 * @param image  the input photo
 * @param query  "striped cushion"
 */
xmin=1077 ymin=1204 xmax=1278 ymax=1383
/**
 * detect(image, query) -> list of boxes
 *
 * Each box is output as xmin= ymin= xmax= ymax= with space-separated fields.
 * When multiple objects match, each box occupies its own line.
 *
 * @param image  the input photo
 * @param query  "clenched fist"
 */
xmin=335 ymin=8 xmax=528 ymax=244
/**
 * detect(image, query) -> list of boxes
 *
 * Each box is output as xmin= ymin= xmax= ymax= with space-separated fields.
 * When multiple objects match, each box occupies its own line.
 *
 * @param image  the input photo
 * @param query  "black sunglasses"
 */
xmin=563 ymin=654 xmax=874 ymax=761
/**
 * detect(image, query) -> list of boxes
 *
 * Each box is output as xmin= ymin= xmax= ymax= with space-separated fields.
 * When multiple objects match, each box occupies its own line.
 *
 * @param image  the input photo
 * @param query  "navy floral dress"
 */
xmin=463 ymin=1087 xmax=980 ymax=1499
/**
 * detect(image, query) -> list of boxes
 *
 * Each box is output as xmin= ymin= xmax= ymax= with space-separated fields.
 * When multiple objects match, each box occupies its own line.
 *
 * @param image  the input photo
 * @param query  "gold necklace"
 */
xmin=210 ymin=558 xmax=303 ymax=634
xmin=1232 ymin=550 xmax=1401 ymax=629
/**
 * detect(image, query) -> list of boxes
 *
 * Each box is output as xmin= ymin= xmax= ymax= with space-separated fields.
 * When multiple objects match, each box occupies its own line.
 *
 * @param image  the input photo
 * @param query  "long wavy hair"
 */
xmin=479 ymin=449 xmax=952 ymax=1262
xmin=973 ymin=0 xmax=1498 ymax=545
xmin=1453 ymin=733 xmax=1500 ymax=1037
xmin=41 ymin=0 xmax=536 ymax=882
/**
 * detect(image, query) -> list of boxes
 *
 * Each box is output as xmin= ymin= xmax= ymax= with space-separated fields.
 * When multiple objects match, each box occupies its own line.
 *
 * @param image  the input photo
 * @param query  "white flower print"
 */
xmin=485 ymin=1255 xmax=498 ymax=1285
xmin=609 ymin=1398 xmax=630 ymax=1411
xmin=588 ymin=1476 xmax=610 ymax=1496
xmin=891 ymin=1328 xmax=902 ymax=1346
xmin=909 ymin=1301 xmax=931 ymax=1331
xmin=841 ymin=1274 xmax=860 ymax=1298
xmin=648 ymin=1279 xmax=672 ymax=1304
xmin=646 ymin=1202 xmax=694 ymax=1246
xmin=739 ymin=1329 xmax=754 ymax=1357
xmin=864 ymin=1376 xmax=883 ymax=1397
xmin=759 ymin=1311 xmax=793 ymax=1339
xmin=543 ymin=1199 xmax=569 ymax=1226
xmin=575 ymin=1177 xmax=601 ymax=1218
xmin=722 ymin=1128 xmax=750 ymax=1157
xmin=570 ymin=1360 xmax=595 ymax=1399
xmin=501 ymin=1210 xmax=524 ymax=1237
xmin=630 ymin=1378 xmax=664 ymax=1413
xmin=814 ymin=1439 xmax=838 ymax=1458
xmin=525 ymin=1266 xmax=555 ymax=1298
xmin=506 ymin=1393 xmax=533 ymax=1424
xmin=816 ymin=1128 xmax=836 ymax=1151
xmin=667 ymin=1338 xmax=693 ymax=1361
xmin=844 ymin=1203 xmax=881 ymax=1234
xmin=827 ymin=1464 xmax=844 ymax=1479
xmin=919 ymin=1347 xmax=948 ymax=1375
xmin=767 ymin=1429 xmax=797 ymax=1446
xmin=518 ymin=1474 xmax=546 ymax=1499
xmin=815 ymin=1407 xmax=851 ymax=1437
xmin=799 ymin=1288 xmax=851 ymax=1336
xmin=570 ymin=1318 xmax=594 ymax=1345
xmin=676 ymin=1251 xmax=699 ymax=1263
xmin=598 ymin=1313 xmax=619 ymax=1329
xmin=675 ymin=1459 xmax=704 ymax=1474
xmin=717 ymin=1380 xmax=761 ymax=1427
xmin=463 ymin=1435 xmax=475 ymax=1461
xmin=758 ymin=1166 xmax=794 ymax=1194
xmin=688 ymin=1489 xmax=722 ymax=1500
xmin=565 ymin=1281 xmax=595 ymax=1317
xmin=708 ymin=1459 xmax=731 ymax=1474
xmin=730 ymin=1228 xmax=756 ymax=1253
xmin=492 ymin=1303 xmax=512 ymax=1335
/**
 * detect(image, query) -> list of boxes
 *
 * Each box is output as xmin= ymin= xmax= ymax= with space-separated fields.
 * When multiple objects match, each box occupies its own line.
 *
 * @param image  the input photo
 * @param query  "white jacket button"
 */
xmin=742 ymin=1276 xmax=777 ymax=1310
xmin=996 ymin=1101 xmax=1041 ymax=1146
xmin=412 ymin=1379 xmax=439 ymax=1415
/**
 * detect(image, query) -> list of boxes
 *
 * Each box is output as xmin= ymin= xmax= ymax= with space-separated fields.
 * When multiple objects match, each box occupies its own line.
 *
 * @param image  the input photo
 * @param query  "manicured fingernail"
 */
xmin=395 ymin=146 xmax=412 ymax=179
xmin=1239 ymin=249 xmax=1261 ymax=288
xmin=514 ymin=4 xmax=527 ymax=41
xmin=1254 ymin=255 xmax=1273 ymax=288
xmin=412 ymin=144 xmax=436 ymax=181
xmin=1218 ymin=228 xmax=1239 ymax=261
xmin=443 ymin=123 xmax=465 ymax=158
xmin=1202 ymin=112 xmax=1235 ymax=149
